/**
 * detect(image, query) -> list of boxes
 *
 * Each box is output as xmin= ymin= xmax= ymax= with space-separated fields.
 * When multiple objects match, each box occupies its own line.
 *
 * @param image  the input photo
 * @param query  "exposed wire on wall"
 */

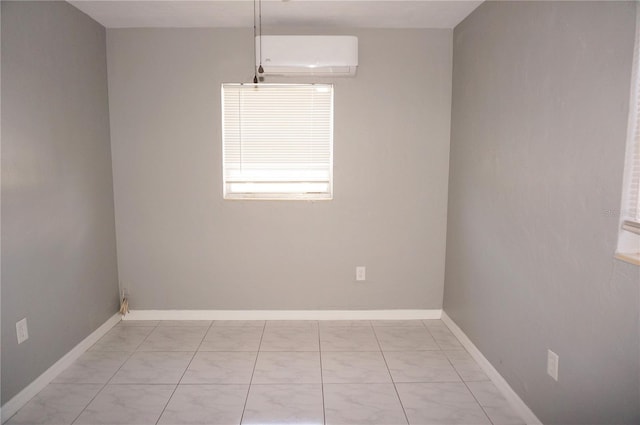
xmin=118 ymin=285 xmax=129 ymax=316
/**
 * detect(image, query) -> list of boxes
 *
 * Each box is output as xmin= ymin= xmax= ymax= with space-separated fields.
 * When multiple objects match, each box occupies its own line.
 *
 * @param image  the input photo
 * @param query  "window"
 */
xmin=222 ymin=83 xmax=333 ymax=200
xmin=617 ymin=7 xmax=640 ymax=265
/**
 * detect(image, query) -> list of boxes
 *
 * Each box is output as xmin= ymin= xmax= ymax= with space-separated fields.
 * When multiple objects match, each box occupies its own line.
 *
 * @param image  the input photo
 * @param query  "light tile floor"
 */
xmin=6 ymin=320 xmax=525 ymax=425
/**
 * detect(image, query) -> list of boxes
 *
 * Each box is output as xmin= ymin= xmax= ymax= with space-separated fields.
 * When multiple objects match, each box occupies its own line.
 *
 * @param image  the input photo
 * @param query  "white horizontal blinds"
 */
xmin=624 ymin=9 xmax=640 ymax=223
xmin=222 ymin=84 xmax=333 ymax=199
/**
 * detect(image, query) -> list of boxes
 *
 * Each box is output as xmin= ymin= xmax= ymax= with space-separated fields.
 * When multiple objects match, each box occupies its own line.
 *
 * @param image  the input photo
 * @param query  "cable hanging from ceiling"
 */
xmin=258 ymin=0 xmax=264 ymax=77
xmin=252 ymin=0 xmax=265 ymax=83
xmin=253 ymin=0 xmax=258 ymax=83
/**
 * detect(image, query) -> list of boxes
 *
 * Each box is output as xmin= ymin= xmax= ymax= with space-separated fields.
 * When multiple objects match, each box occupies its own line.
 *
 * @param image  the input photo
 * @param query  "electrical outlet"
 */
xmin=356 ymin=266 xmax=366 ymax=281
xmin=547 ymin=349 xmax=559 ymax=381
xmin=16 ymin=318 xmax=29 ymax=344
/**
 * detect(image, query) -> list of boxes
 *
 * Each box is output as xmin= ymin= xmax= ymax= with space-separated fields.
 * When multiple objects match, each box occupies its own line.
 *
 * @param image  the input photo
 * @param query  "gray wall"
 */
xmin=445 ymin=1 xmax=640 ymax=424
xmin=1 ymin=1 xmax=119 ymax=403
xmin=106 ymin=28 xmax=452 ymax=310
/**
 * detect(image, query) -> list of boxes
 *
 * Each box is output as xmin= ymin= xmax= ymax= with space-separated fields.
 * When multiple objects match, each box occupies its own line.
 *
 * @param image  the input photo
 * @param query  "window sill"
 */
xmin=614 ymin=252 xmax=640 ymax=266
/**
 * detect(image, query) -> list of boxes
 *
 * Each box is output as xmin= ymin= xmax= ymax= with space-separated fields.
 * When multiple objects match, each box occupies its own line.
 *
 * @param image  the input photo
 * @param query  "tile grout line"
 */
xmin=69 ymin=321 xmax=160 ymax=425
xmin=424 ymin=321 xmax=495 ymax=425
xmin=153 ymin=320 xmax=214 ymax=425
xmin=459 ymin=375 xmax=496 ymax=425
xmin=105 ymin=324 xmax=160 ymax=385
xmin=371 ymin=325 xmax=411 ymax=425
xmin=422 ymin=321 xmax=448 ymax=352
xmin=239 ymin=321 xmax=267 ymax=425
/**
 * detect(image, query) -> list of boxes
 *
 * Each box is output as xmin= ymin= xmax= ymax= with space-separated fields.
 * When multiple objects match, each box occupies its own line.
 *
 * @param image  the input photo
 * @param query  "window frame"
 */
xmin=221 ymin=83 xmax=334 ymax=201
xmin=616 ymin=6 xmax=640 ymax=265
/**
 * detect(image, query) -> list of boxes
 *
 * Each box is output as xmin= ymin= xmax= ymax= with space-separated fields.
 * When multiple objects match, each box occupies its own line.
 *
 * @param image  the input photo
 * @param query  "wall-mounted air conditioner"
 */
xmin=255 ymin=35 xmax=358 ymax=77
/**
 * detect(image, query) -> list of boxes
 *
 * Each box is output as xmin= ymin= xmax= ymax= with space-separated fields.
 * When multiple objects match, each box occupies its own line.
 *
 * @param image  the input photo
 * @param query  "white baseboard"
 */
xmin=1 ymin=313 xmax=121 ymax=424
xmin=441 ymin=312 xmax=542 ymax=425
xmin=124 ymin=309 xmax=442 ymax=321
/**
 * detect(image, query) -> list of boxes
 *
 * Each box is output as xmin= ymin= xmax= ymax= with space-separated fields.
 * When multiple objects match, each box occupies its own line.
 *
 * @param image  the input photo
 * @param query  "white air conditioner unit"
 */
xmin=256 ymin=35 xmax=358 ymax=77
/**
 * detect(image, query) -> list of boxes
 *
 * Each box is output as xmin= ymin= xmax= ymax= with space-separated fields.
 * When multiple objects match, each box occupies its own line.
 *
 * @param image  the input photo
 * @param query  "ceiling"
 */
xmin=68 ymin=0 xmax=483 ymax=29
